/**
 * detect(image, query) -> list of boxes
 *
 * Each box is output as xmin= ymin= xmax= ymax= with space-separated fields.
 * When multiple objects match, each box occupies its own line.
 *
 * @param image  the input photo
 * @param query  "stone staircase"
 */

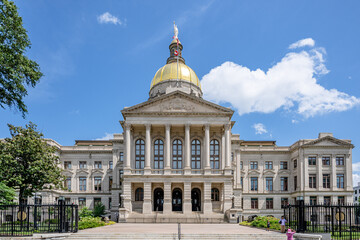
xmin=64 ymin=233 xmax=287 ymax=240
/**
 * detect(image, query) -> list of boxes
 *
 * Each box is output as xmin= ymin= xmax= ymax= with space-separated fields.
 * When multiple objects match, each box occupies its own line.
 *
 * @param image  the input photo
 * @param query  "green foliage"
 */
xmin=0 ymin=122 xmax=65 ymax=201
xmin=240 ymin=216 xmax=281 ymax=231
xmin=0 ymin=182 xmax=15 ymax=204
xmin=79 ymin=207 xmax=93 ymax=218
xmin=0 ymin=0 xmax=43 ymax=117
xmin=78 ymin=217 xmax=115 ymax=230
xmin=93 ymin=202 xmax=105 ymax=217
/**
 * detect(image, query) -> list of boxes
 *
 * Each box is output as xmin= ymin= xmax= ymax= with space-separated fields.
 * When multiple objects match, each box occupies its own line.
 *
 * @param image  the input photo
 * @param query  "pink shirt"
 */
xmin=286 ymin=231 xmax=295 ymax=240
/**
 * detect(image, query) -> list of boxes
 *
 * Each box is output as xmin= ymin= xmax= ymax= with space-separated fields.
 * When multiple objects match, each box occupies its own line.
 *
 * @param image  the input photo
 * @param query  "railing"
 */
xmin=0 ymin=202 xmax=78 ymax=237
xmin=211 ymin=170 xmax=224 ymax=174
xmin=191 ymin=170 xmax=203 ymax=174
xmin=131 ymin=170 xmax=144 ymax=175
xmin=171 ymin=170 xmax=184 ymax=175
xmin=151 ymin=170 xmax=164 ymax=175
xmin=283 ymin=202 xmax=360 ymax=240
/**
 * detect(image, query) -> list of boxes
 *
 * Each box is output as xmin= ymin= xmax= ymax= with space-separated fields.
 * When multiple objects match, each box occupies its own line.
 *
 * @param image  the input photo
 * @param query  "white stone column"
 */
xmin=163 ymin=182 xmax=172 ymax=213
xmin=204 ymin=124 xmax=210 ymax=173
xmin=183 ymin=182 xmax=192 ymax=214
xmin=331 ymin=154 xmax=337 ymax=190
xmin=317 ymin=154 xmax=322 ymax=191
xmin=203 ymin=182 xmax=212 ymax=214
xmin=304 ymin=155 xmax=309 ymax=190
xmin=223 ymin=180 xmax=233 ymax=211
xmin=236 ymin=151 xmax=241 ymax=188
xmin=221 ymin=131 xmax=225 ymax=170
xmin=112 ymin=150 xmax=119 ymax=187
xmin=123 ymin=181 xmax=132 ymax=213
xmin=125 ymin=124 xmax=131 ymax=170
xmin=224 ymin=124 xmax=231 ymax=174
xmin=143 ymin=182 xmax=152 ymax=214
xmin=165 ymin=125 xmax=171 ymax=173
xmin=184 ymin=124 xmax=191 ymax=173
xmin=145 ymin=124 xmax=151 ymax=174
xmin=346 ymin=154 xmax=352 ymax=190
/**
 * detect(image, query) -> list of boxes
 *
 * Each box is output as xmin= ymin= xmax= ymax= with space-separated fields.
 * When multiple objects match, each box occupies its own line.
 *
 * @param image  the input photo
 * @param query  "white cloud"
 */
xmin=95 ymin=133 xmax=114 ymax=140
xmin=353 ymin=162 xmax=360 ymax=172
xmin=97 ymin=12 xmax=124 ymax=25
xmin=289 ymin=38 xmax=315 ymax=49
xmin=201 ymin=41 xmax=360 ymax=118
xmin=253 ymin=123 xmax=268 ymax=135
xmin=291 ymin=119 xmax=299 ymax=124
xmin=353 ymin=173 xmax=360 ymax=187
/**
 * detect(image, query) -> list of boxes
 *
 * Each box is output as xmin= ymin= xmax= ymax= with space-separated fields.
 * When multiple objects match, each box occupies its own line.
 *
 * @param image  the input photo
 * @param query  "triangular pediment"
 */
xmin=303 ymin=136 xmax=354 ymax=148
xmin=122 ymin=91 xmax=234 ymax=116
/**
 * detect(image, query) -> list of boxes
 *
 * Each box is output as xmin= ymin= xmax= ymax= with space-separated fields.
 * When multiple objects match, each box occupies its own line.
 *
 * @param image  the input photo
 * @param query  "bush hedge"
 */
xmin=78 ymin=217 xmax=115 ymax=230
xmin=240 ymin=215 xmax=281 ymax=231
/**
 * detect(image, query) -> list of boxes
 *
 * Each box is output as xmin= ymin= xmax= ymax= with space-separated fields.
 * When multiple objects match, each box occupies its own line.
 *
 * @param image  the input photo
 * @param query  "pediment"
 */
xmin=303 ymin=136 xmax=353 ymax=148
xmin=248 ymin=169 xmax=260 ymax=175
xmin=263 ymin=169 xmax=276 ymax=175
xmin=76 ymin=169 xmax=89 ymax=175
xmin=122 ymin=91 xmax=233 ymax=116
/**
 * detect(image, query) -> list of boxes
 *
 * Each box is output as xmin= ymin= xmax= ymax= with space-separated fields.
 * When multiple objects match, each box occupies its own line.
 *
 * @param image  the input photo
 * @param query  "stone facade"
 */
xmin=33 ymin=38 xmax=354 ymax=223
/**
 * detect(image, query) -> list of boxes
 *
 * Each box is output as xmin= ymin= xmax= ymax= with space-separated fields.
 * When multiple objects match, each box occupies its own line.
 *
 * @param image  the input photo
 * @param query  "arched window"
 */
xmin=210 ymin=139 xmax=220 ymax=169
xmin=172 ymin=139 xmax=182 ymax=169
xmin=154 ymin=139 xmax=164 ymax=169
xmin=135 ymin=139 xmax=145 ymax=169
xmin=191 ymin=139 xmax=201 ymax=169
xmin=211 ymin=188 xmax=220 ymax=201
xmin=135 ymin=188 xmax=144 ymax=201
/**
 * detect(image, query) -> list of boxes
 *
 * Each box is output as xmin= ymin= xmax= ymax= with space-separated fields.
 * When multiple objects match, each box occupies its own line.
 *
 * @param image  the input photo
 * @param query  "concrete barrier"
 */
xmin=293 ymin=233 xmax=331 ymax=240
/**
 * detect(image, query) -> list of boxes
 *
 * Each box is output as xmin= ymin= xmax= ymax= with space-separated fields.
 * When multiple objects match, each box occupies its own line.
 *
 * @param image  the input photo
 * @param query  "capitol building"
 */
xmin=39 ymin=30 xmax=354 ymax=223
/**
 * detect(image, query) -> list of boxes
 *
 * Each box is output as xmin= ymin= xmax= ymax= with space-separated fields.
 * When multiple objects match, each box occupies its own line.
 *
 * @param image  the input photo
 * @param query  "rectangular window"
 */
xmin=250 ymin=161 xmax=258 ymax=170
xmin=338 ymin=196 xmax=345 ymax=205
xmin=119 ymin=152 xmax=124 ymax=161
xmin=356 ymin=190 xmax=358 ymax=194
xmin=251 ymin=198 xmax=258 ymax=209
xmin=266 ymin=177 xmax=273 ymax=191
xmin=108 ymin=197 xmax=112 ymax=209
xmin=310 ymin=196 xmax=317 ymax=205
xmin=240 ymin=161 xmax=243 ymax=170
xmin=65 ymin=177 xmax=71 ymax=190
xmin=240 ymin=177 xmax=243 ymax=188
xmin=64 ymin=161 xmax=72 ymax=169
xmin=119 ymin=169 xmax=123 ymax=186
xmin=323 ymin=174 xmax=330 ymax=188
xmin=266 ymin=198 xmax=273 ymax=209
xmin=109 ymin=161 xmax=113 ymax=169
xmin=281 ymin=177 xmax=288 ymax=191
xmin=336 ymin=157 xmax=344 ymax=166
xmin=94 ymin=161 xmax=102 ymax=169
xmin=109 ymin=176 xmax=113 ymax=191
xmin=251 ymin=177 xmax=258 ymax=191
xmin=79 ymin=161 xmax=87 ymax=169
xmin=265 ymin=161 xmax=273 ymax=169
xmin=280 ymin=161 xmax=288 ymax=170
xmin=79 ymin=177 xmax=87 ymax=191
xmin=322 ymin=157 xmax=330 ymax=166
xmin=337 ymin=174 xmax=344 ymax=188
xmin=308 ymin=156 xmax=316 ymax=165
xmin=309 ymin=175 xmax=316 ymax=188
xmin=78 ymin=198 xmax=86 ymax=208
xmin=294 ymin=176 xmax=297 ymax=190
xmin=324 ymin=196 xmax=331 ymax=205
xmin=281 ymin=198 xmax=288 ymax=208
xmin=94 ymin=198 xmax=101 ymax=207
xmin=294 ymin=159 xmax=297 ymax=168
xmin=94 ymin=177 xmax=102 ymax=191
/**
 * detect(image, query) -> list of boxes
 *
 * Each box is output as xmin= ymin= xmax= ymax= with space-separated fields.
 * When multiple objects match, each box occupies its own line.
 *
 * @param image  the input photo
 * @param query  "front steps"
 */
xmin=126 ymin=212 xmax=226 ymax=223
xmin=65 ymin=233 xmax=287 ymax=240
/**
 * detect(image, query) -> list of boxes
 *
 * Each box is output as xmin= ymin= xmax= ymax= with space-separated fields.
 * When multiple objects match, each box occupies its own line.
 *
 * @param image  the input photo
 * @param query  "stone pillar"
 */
xmin=236 ymin=151 xmax=241 ymax=188
xmin=223 ymin=181 xmax=233 ymax=211
xmin=145 ymin=124 xmax=151 ymax=174
xmin=221 ymin=131 xmax=225 ymax=170
xmin=125 ymin=124 xmax=131 ymax=170
xmin=346 ymin=154 xmax=352 ymax=190
xmin=143 ymin=182 xmax=152 ymax=214
xmin=163 ymin=182 xmax=172 ymax=214
xmin=317 ymin=154 xmax=322 ymax=191
xmin=123 ymin=181 xmax=132 ymax=213
xmin=204 ymin=124 xmax=211 ymax=173
xmin=184 ymin=124 xmax=191 ymax=173
xmin=224 ymin=124 xmax=231 ymax=174
xmin=184 ymin=182 xmax=192 ymax=214
xmin=304 ymin=155 xmax=309 ymax=190
xmin=165 ymin=125 xmax=171 ymax=173
xmin=203 ymin=182 xmax=212 ymax=214
xmin=112 ymin=150 xmax=119 ymax=187
xmin=331 ymin=154 xmax=337 ymax=190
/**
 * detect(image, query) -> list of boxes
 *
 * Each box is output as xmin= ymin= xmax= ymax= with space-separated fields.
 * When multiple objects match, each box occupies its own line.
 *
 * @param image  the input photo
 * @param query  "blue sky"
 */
xmin=1 ymin=0 xmax=360 ymax=184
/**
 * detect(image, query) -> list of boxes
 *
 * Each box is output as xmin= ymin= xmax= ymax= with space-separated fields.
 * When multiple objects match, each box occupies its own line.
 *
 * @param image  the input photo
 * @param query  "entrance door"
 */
xmin=153 ymin=188 xmax=164 ymax=211
xmin=191 ymin=188 xmax=201 ymax=211
xmin=172 ymin=188 xmax=182 ymax=211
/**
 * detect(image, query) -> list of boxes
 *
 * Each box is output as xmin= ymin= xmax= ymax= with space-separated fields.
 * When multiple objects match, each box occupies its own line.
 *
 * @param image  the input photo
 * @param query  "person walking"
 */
xmin=286 ymin=228 xmax=296 ymax=240
xmin=279 ymin=216 xmax=287 ymax=233
xmin=267 ymin=220 xmax=270 ymax=231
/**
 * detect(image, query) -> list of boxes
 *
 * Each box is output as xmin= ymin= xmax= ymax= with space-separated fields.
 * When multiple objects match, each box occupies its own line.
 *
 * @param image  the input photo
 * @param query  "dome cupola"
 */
xmin=149 ymin=23 xmax=203 ymax=99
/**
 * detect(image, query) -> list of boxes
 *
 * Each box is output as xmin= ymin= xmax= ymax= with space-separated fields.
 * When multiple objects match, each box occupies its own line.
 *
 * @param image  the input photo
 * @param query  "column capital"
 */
xmin=145 ymin=124 xmax=151 ymax=129
xmin=165 ymin=124 xmax=171 ymax=131
xmin=224 ymin=123 xmax=231 ymax=130
xmin=204 ymin=124 xmax=210 ymax=131
xmin=124 ymin=123 xmax=132 ymax=130
xmin=185 ymin=123 xmax=190 ymax=130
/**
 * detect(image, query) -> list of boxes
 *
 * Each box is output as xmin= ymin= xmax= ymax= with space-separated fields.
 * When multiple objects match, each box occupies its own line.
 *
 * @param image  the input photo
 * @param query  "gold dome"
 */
xmin=150 ymin=62 xmax=201 ymax=89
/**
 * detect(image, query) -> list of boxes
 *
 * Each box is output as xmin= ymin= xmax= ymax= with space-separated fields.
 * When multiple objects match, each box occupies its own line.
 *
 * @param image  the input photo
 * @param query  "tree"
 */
xmin=0 ymin=0 xmax=42 ymax=117
xmin=0 ymin=182 xmax=15 ymax=204
xmin=0 ymin=122 xmax=64 ymax=202
xmin=93 ymin=202 xmax=105 ymax=217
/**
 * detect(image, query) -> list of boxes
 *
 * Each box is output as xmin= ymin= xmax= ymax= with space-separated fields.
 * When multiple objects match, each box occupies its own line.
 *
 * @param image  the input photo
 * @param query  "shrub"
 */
xmin=79 ymin=207 xmax=93 ymax=218
xmin=78 ymin=216 xmax=115 ymax=230
xmin=240 ymin=215 xmax=281 ymax=231
xmin=93 ymin=203 xmax=105 ymax=217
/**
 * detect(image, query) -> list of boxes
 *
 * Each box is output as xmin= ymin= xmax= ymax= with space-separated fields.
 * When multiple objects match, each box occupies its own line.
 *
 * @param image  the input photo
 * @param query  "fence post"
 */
xmin=331 ymin=206 xmax=334 ymax=237
xmin=297 ymin=199 xmax=305 ymax=232
xmin=75 ymin=205 xmax=78 ymax=232
xmin=349 ymin=205 xmax=352 ymax=240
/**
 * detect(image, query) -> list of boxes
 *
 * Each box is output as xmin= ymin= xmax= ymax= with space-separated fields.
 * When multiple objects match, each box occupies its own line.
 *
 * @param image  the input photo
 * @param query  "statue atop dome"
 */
xmin=173 ymin=21 xmax=178 ymax=40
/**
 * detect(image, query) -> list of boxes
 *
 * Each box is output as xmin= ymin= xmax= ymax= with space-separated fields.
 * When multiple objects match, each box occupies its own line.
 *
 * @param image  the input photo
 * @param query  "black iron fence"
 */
xmin=283 ymin=202 xmax=360 ymax=240
xmin=0 ymin=201 xmax=78 ymax=237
